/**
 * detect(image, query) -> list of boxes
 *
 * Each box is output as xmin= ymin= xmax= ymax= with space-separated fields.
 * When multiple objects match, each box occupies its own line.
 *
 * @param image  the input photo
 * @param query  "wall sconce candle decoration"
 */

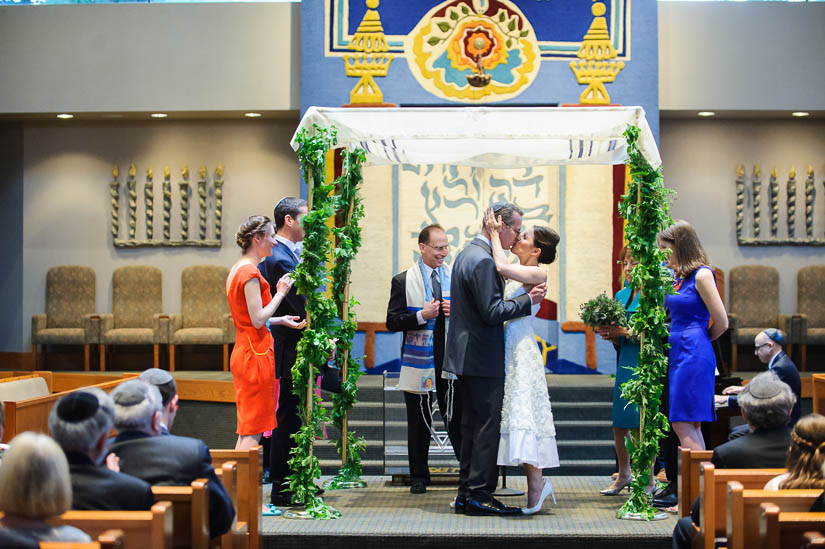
xmin=736 ymin=163 xmax=824 ymax=246
xmin=110 ymin=163 xmax=223 ymax=248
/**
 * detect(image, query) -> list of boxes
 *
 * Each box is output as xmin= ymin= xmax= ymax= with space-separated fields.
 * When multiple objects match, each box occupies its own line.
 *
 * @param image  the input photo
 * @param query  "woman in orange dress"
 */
xmin=227 ymin=215 xmax=306 ymax=451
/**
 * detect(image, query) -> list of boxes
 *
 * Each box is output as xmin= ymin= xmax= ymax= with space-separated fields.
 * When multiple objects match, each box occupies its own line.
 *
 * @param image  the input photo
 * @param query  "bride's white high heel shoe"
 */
xmin=521 ymin=479 xmax=556 ymax=515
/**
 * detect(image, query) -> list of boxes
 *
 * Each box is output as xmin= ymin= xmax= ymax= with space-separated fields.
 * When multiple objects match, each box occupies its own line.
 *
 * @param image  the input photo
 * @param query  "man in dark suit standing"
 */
xmin=717 ymin=328 xmax=802 ymax=435
xmin=109 ymin=380 xmax=235 ymax=539
xmin=258 ymin=196 xmax=308 ymax=507
xmin=443 ymin=202 xmax=546 ymax=516
xmin=386 ymin=224 xmax=462 ymax=495
xmin=49 ymin=388 xmax=155 ymax=511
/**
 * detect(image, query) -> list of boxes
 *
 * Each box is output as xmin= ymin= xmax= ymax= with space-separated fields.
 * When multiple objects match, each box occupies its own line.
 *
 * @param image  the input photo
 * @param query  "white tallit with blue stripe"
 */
xmin=397 ymin=261 xmax=451 ymax=394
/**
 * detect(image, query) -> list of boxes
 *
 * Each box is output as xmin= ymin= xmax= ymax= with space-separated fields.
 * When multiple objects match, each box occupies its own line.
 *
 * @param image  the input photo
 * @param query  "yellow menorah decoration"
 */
xmin=570 ymin=0 xmax=625 ymax=105
xmin=344 ymin=0 xmax=393 ymax=105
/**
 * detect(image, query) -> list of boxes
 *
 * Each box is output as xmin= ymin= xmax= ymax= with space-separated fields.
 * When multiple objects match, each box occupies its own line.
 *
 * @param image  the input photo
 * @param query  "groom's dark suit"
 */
xmin=259 ymin=239 xmax=305 ymax=503
xmin=443 ymin=237 xmax=532 ymax=503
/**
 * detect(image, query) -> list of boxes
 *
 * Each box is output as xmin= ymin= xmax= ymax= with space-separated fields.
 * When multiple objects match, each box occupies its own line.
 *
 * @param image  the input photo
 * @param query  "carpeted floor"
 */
xmin=261 ymin=475 xmax=676 ymax=549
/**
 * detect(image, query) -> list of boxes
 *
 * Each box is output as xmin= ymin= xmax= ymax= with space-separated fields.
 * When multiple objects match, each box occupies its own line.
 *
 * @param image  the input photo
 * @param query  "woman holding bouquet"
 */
xmin=597 ymin=246 xmax=643 ymax=495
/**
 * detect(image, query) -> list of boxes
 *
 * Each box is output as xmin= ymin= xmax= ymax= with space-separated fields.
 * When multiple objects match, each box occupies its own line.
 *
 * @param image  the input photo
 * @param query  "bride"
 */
xmin=484 ymin=208 xmax=561 ymax=515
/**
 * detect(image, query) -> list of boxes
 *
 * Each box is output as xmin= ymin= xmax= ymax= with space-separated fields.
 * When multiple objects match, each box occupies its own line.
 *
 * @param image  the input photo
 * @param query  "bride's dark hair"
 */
xmin=533 ymin=226 xmax=560 ymax=265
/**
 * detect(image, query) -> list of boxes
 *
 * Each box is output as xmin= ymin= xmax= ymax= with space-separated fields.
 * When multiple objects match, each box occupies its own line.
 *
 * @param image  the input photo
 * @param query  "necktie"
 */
xmin=431 ymin=269 xmax=442 ymax=301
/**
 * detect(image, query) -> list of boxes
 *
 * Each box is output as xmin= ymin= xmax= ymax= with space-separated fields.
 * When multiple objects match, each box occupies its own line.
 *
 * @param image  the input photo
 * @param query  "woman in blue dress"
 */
xmin=658 ymin=220 xmax=728 ymax=451
xmin=597 ymin=246 xmax=643 ymax=495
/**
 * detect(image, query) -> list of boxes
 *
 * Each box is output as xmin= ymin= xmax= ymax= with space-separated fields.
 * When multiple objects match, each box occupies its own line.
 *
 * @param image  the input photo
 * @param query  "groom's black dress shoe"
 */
xmin=453 ymin=495 xmax=467 ymax=514
xmin=465 ymin=498 xmax=522 ymax=516
xmin=652 ymin=491 xmax=678 ymax=509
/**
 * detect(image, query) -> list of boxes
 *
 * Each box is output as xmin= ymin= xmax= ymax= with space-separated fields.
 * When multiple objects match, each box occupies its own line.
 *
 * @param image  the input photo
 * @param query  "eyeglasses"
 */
xmin=423 ymin=243 xmax=449 ymax=253
xmin=754 ymin=343 xmax=772 ymax=352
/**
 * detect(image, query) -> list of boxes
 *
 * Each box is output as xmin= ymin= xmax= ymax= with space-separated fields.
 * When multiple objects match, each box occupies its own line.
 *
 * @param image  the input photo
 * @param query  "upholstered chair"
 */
xmin=31 ymin=265 xmax=99 ymax=371
xmin=169 ymin=265 xmax=235 ymax=371
xmin=727 ymin=265 xmax=790 ymax=372
xmin=99 ymin=266 xmax=168 ymax=371
xmin=797 ymin=265 xmax=825 ymax=371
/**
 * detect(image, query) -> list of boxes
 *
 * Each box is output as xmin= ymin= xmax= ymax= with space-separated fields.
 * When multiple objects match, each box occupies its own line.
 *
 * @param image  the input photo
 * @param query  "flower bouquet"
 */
xmin=579 ymin=292 xmax=627 ymax=329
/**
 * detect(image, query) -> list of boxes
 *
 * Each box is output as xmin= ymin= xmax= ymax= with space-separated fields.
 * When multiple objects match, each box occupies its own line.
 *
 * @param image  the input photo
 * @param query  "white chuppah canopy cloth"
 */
xmin=291 ymin=106 xmax=661 ymax=170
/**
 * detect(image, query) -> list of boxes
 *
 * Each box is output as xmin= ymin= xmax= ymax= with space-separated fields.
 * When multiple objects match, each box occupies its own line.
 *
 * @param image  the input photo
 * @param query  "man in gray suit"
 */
xmin=443 ymin=202 xmax=546 ymax=516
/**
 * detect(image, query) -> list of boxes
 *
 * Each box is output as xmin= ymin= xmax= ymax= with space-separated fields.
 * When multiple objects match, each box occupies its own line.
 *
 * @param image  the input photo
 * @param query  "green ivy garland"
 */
xmin=616 ymin=124 xmax=676 ymax=520
xmin=289 ymin=124 xmax=341 ymax=519
xmin=327 ymin=147 xmax=368 ymax=487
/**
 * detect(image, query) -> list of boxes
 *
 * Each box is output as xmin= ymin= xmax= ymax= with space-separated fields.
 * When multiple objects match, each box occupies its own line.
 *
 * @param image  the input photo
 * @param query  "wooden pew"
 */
xmin=0 ymin=372 xmax=53 ymax=392
xmin=760 ymin=505 xmax=825 ymax=549
xmin=214 ymin=461 xmax=249 ymax=549
xmin=678 ymin=447 xmax=714 ymax=518
xmin=40 ymin=529 xmax=125 ymax=549
xmin=151 ymin=479 xmax=209 ymax=549
xmin=211 ymin=447 xmax=261 ymax=549
xmin=726 ymin=482 xmax=821 ymax=549
xmin=44 ymin=501 xmax=173 ymax=549
xmin=2 ymin=376 xmax=135 ymax=442
xmin=695 ymin=463 xmax=786 ymax=549
xmin=812 ymin=374 xmax=825 ymax=415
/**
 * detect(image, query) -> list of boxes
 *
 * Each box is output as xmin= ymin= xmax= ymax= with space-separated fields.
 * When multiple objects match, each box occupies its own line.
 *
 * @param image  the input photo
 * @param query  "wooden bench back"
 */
xmin=696 ymin=463 xmax=786 ymax=549
xmin=0 ymin=372 xmax=53 ymax=392
xmin=215 ymin=461 xmax=248 ymax=549
xmin=761 ymin=505 xmax=825 ymax=549
xmin=803 ymin=531 xmax=825 ymax=547
xmin=726 ymin=483 xmax=821 ymax=549
xmin=46 ymin=501 xmax=173 ymax=549
xmin=211 ymin=447 xmax=261 ymax=549
xmin=40 ymin=529 xmax=124 ymax=549
xmin=679 ymin=447 xmax=714 ymax=518
xmin=2 ymin=375 xmax=136 ymax=443
xmin=151 ymin=479 xmax=209 ymax=549
xmin=812 ymin=375 xmax=825 ymax=416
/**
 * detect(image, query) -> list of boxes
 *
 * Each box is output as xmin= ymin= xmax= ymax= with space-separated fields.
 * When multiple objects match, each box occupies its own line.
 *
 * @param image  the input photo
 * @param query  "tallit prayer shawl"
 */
xmin=398 ymin=261 xmax=451 ymax=394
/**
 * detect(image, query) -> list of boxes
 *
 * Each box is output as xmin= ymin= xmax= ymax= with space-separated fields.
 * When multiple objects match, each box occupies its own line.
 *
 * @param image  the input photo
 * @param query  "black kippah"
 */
xmin=56 ymin=392 xmax=99 ymax=422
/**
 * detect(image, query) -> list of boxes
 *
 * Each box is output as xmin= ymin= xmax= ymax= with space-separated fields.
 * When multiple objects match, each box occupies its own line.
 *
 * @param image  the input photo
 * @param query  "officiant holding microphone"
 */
xmin=386 ymin=224 xmax=462 ymax=495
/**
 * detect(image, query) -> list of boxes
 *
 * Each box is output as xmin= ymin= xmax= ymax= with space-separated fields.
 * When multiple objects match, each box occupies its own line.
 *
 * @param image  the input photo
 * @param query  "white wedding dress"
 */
xmin=497 ymin=281 xmax=560 ymax=469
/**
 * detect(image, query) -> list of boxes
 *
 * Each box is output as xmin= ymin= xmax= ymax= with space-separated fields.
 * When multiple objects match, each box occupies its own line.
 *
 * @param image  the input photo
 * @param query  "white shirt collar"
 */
xmin=420 ymin=262 xmax=435 ymax=278
xmin=474 ymin=234 xmax=492 ymax=247
xmin=768 ymin=351 xmax=781 ymax=370
xmin=275 ymin=234 xmax=300 ymax=258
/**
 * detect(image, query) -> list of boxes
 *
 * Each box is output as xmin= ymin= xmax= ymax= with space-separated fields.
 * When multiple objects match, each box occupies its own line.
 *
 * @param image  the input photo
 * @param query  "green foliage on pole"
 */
xmin=617 ymin=124 xmax=676 ymax=520
xmin=289 ymin=125 xmax=341 ymax=519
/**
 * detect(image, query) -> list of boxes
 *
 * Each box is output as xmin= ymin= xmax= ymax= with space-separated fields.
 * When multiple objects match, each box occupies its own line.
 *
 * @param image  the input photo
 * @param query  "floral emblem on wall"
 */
xmin=405 ymin=0 xmax=540 ymax=103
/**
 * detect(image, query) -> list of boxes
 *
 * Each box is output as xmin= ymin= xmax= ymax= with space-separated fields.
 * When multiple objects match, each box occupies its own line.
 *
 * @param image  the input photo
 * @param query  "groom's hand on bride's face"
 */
xmin=528 ymin=283 xmax=547 ymax=305
xmin=422 ymin=299 xmax=441 ymax=320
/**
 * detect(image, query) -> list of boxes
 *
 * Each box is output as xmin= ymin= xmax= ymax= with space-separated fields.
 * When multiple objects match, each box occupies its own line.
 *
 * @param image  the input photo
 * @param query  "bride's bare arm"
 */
xmin=483 ymin=208 xmax=547 ymax=286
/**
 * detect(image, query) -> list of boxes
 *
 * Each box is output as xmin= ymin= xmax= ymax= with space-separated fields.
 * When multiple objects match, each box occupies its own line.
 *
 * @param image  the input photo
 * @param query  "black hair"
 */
xmin=273 ymin=197 xmax=308 ymax=230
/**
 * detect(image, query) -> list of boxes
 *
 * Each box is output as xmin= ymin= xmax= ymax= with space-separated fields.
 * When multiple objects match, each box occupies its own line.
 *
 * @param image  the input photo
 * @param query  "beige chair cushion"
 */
xmin=102 ymin=328 xmax=155 ymax=345
xmin=112 ymin=266 xmax=162 ymax=329
xmin=46 ymin=266 xmax=96 ymax=328
xmin=798 ymin=266 xmax=825 ymax=328
xmin=807 ymin=328 xmax=825 ymax=345
xmin=0 ymin=378 xmax=49 ymax=402
xmin=172 ymin=327 xmax=225 ymax=345
xmin=729 ymin=266 xmax=779 ymax=327
xmin=34 ymin=328 xmax=87 ymax=345
xmin=181 ymin=265 xmax=230 ymax=329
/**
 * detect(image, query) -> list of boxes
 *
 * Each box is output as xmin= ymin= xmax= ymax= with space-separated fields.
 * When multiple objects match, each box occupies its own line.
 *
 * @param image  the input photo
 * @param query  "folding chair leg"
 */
xmin=730 ymin=343 xmax=738 ymax=372
xmin=169 ymin=344 xmax=175 ymax=372
xmin=223 ymin=344 xmax=229 ymax=372
xmin=153 ymin=344 xmax=159 ymax=369
xmin=84 ymin=344 xmax=90 ymax=372
xmin=99 ymin=344 xmax=106 ymax=372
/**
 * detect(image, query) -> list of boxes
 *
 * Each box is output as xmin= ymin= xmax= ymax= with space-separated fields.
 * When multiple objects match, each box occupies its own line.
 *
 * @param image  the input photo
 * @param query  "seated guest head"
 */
xmin=780 ymin=414 xmax=825 ymax=489
xmin=0 ymin=432 xmax=72 ymax=519
xmin=738 ymin=371 xmax=795 ymax=431
xmin=138 ymin=368 xmax=178 ymax=432
xmin=755 ymin=328 xmax=785 ymax=364
xmin=49 ymin=389 xmax=114 ymax=465
xmin=111 ymin=380 xmax=164 ymax=437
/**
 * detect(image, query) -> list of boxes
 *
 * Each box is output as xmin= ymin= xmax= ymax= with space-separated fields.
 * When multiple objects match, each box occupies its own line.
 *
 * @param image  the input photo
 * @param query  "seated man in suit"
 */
xmin=138 ymin=368 xmax=179 ymax=435
xmin=673 ymin=371 xmax=795 ymax=549
xmin=109 ymin=380 xmax=234 ymax=538
xmin=717 ymin=328 xmax=802 ymax=437
xmin=48 ymin=389 xmax=155 ymax=511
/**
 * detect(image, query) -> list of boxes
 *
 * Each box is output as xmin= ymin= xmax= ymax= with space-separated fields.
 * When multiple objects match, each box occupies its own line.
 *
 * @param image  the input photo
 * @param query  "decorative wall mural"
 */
xmin=109 ymin=163 xmax=224 ymax=248
xmin=735 ymin=163 xmax=824 ymax=246
xmin=404 ymin=0 xmax=540 ymax=102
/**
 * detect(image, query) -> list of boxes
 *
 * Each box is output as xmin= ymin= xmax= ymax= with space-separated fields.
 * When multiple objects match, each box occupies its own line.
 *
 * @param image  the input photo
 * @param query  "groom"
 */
xmin=444 ymin=202 xmax=546 ymax=516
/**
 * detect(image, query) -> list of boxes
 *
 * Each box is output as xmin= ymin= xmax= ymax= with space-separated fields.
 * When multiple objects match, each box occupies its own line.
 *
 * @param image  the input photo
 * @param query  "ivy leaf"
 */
xmin=499 ymin=11 xmax=505 ymax=22
xmin=506 ymin=38 xmax=512 ymax=48
xmin=461 ymin=4 xmax=469 ymax=14
xmin=449 ymin=9 xmax=458 ymax=20
xmin=508 ymin=19 xmax=516 ymax=31
xmin=520 ymin=30 xmax=529 ymax=37
xmin=437 ymin=21 xmax=451 ymax=32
